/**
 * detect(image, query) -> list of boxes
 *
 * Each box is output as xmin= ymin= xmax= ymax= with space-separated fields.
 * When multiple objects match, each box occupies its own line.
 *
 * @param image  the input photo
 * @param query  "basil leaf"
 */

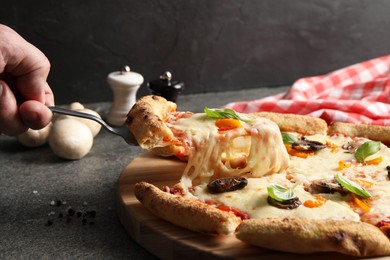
xmin=355 ymin=141 xmax=381 ymax=163
xmin=204 ymin=107 xmax=252 ymax=122
xmin=267 ymin=184 xmax=297 ymax=203
xmin=335 ymin=173 xmax=373 ymax=199
xmin=281 ymin=132 xmax=298 ymax=145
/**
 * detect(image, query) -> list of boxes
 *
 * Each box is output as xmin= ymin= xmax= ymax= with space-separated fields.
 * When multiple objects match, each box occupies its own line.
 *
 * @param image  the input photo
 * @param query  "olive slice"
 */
xmin=207 ymin=177 xmax=248 ymax=194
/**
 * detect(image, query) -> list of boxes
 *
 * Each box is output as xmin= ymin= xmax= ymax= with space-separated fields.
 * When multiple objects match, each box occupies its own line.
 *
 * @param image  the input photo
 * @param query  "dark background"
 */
xmin=1 ymin=0 xmax=390 ymax=105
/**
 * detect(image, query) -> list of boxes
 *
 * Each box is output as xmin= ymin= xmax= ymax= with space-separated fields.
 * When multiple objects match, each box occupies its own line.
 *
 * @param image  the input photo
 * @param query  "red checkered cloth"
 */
xmin=224 ymin=55 xmax=390 ymax=125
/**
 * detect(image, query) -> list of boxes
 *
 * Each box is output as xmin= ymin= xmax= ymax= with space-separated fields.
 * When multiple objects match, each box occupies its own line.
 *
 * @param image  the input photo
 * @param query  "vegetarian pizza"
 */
xmin=126 ymin=95 xmax=390 ymax=257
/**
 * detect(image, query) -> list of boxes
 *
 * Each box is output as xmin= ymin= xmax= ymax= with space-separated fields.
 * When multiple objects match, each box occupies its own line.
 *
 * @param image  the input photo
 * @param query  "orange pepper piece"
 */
xmin=365 ymin=156 xmax=382 ymax=165
xmin=284 ymin=144 xmax=314 ymax=158
xmin=326 ymin=141 xmax=339 ymax=153
xmin=338 ymin=160 xmax=351 ymax=170
xmin=355 ymin=179 xmax=374 ymax=188
xmin=351 ymin=194 xmax=372 ymax=213
xmin=215 ymin=118 xmax=243 ymax=131
xmin=304 ymin=196 xmax=326 ymax=208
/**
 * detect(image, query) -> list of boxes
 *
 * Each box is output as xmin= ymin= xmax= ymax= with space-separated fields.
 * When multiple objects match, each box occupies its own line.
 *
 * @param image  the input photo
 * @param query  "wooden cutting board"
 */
xmin=117 ymin=152 xmax=382 ymax=260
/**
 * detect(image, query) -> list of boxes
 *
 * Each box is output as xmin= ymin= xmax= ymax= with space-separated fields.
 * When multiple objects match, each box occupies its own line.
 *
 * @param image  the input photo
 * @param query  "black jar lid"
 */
xmin=147 ymin=71 xmax=184 ymax=102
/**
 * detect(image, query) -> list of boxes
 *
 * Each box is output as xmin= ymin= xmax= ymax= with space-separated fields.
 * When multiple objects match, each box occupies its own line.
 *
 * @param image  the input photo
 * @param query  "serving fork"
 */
xmin=48 ymin=106 xmax=138 ymax=145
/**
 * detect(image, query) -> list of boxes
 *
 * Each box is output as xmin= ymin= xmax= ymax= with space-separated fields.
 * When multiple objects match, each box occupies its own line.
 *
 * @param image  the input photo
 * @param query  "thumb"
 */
xmin=0 ymin=80 xmax=27 ymax=135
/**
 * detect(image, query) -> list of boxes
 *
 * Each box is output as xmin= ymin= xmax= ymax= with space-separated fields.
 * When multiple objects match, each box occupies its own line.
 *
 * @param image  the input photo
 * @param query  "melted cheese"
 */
xmin=192 ymin=177 xmax=360 ymax=221
xmin=170 ymin=113 xmax=290 ymax=188
xmin=168 ymin=113 xmax=390 ymax=225
xmin=195 ymin=133 xmax=390 ymax=224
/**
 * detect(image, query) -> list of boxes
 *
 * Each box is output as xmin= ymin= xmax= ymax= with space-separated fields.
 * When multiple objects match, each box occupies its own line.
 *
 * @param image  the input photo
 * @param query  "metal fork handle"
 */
xmin=48 ymin=106 xmax=119 ymax=136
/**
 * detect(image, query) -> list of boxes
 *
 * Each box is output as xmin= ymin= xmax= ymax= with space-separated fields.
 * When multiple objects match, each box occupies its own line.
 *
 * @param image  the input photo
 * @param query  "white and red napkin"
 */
xmin=224 ymin=55 xmax=390 ymax=125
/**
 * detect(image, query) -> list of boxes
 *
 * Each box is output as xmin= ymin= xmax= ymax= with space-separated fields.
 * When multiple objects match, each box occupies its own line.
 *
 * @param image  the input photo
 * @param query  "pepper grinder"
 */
xmin=147 ymin=71 xmax=184 ymax=102
xmin=106 ymin=65 xmax=144 ymax=126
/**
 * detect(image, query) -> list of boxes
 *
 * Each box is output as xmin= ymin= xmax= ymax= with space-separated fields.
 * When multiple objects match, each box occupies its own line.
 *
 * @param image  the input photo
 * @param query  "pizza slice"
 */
xmin=126 ymin=95 xmax=291 ymax=185
xmin=126 ymin=95 xmax=390 ymax=257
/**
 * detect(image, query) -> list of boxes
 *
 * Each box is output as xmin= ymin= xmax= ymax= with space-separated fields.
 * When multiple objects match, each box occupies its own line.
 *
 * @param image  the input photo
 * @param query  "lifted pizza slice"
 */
xmin=127 ymin=95 xmax=290 ymax=188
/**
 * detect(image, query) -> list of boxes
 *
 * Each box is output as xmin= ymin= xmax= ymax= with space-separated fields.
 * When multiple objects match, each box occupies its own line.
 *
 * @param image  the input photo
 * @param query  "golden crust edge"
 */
xmin=134 ymin=181 xmax=241 ymax=235
xmin=328 ymin=121 xmax=390 ymax=146
xmin=126 ymin=95 xmax=177 ymax=150
xmin=253 ymin=111 xmax=328 ymax=135
xmin=236 ymin=217 xmax=390 ymax=257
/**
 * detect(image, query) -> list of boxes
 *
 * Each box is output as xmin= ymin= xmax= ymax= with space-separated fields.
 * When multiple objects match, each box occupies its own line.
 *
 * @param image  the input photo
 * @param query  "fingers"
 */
xmin=0 ymin=24 xmax=55 ymax=135
xmin=0 ymin=24 xmax=51 ymax=103
xmin=0 ymin=80 xmax=53 ymax=136
xmin=14 ymin=51 xmax=51 ymax=103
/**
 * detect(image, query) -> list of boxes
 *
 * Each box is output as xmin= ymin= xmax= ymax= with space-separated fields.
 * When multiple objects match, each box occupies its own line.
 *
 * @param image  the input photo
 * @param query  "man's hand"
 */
xmin=0 ymin=24 xmax=54 ymax=136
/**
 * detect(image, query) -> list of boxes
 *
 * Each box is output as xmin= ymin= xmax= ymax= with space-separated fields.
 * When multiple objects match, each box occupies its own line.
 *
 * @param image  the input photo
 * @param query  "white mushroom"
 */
xmin=17 ymin=122 xmax=53 ymax=148
xmin=57 ymin=108 xmax=102 ymax=137
xmin=74 ymin=108 xmax=102 ymax=137
xmin=48 ymin=118 xmax=93 ymax=160
xmin=68 ymin=102 xmax=84 ymax=110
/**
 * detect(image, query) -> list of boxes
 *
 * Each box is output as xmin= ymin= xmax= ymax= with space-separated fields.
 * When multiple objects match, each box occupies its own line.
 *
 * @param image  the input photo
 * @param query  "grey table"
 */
xmin=0 ymin=86 xmax=288 ymax=260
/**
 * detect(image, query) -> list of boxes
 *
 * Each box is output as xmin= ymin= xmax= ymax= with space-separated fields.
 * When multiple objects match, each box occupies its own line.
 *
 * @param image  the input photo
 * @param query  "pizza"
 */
xmin=126 ymin=95 xmax=390 ymax=257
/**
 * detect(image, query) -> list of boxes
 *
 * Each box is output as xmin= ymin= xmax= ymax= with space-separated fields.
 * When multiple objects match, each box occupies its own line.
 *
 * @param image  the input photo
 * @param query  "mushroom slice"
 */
xmin=308 ymin=178 xmax=348 ymax=195
xmin=342 ymin=141 xmax=359 ymax=153
xmin=292 ymin=139 xmax=326 ymax=152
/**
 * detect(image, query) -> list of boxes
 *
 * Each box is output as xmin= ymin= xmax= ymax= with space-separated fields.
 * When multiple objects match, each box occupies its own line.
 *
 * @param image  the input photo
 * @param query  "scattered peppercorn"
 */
xmin=89 ymin=210 xmax=96 ymax=218
xmin=45 ymin=200 xmax=98 ymax=227
xmin=68 ymin=208 xmax=75 ymax=216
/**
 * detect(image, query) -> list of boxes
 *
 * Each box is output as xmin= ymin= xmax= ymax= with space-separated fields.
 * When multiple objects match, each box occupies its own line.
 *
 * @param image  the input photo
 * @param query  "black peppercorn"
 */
xmin=89 ymin=210 xmax=96 ymax=218
xmin=68 ymin=208 xmax=75 ymax=216
xmin=46 ymin=220 xmax=53 ymax=226
xmin=82 ymin=219 xmax=87 ymax=225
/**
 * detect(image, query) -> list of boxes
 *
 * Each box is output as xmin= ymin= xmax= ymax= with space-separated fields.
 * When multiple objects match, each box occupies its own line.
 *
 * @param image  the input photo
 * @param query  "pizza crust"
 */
xmin=128 ymin=96 xmax=390 ymax=257
xmin=328 ymin=122 xmax=390 ymax=146
xmin=255 ymin=112 xmax=328 ymax=135
xmin=126 ymin=95 xmax=177 ymax=150
xmin=236 ymin=217 xmax=390 ymax=257
xmin=134 ymin=181 xmax=242 ymax=235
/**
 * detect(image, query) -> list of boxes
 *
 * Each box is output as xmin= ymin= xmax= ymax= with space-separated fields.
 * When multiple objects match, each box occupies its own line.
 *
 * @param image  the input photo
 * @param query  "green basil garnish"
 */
xmin=335 ymin=173 xmax=373 ymax=199
xmin=204 ymin=107 xmax=253 ymax=122
xmin=281 ymin=132 xmax=298 ymax=145
xmin=355 ymin=141 xmax=381 ymax=163
xmin=267 ymin=183 xmax=298 ymax=203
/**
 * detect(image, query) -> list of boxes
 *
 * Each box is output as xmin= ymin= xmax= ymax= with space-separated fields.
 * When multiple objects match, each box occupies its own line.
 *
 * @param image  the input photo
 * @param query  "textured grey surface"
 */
xmin=0 ymin=87 xmax=288 ymax=259
xmin=1 ymin=0 xmax=390 ymax=104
